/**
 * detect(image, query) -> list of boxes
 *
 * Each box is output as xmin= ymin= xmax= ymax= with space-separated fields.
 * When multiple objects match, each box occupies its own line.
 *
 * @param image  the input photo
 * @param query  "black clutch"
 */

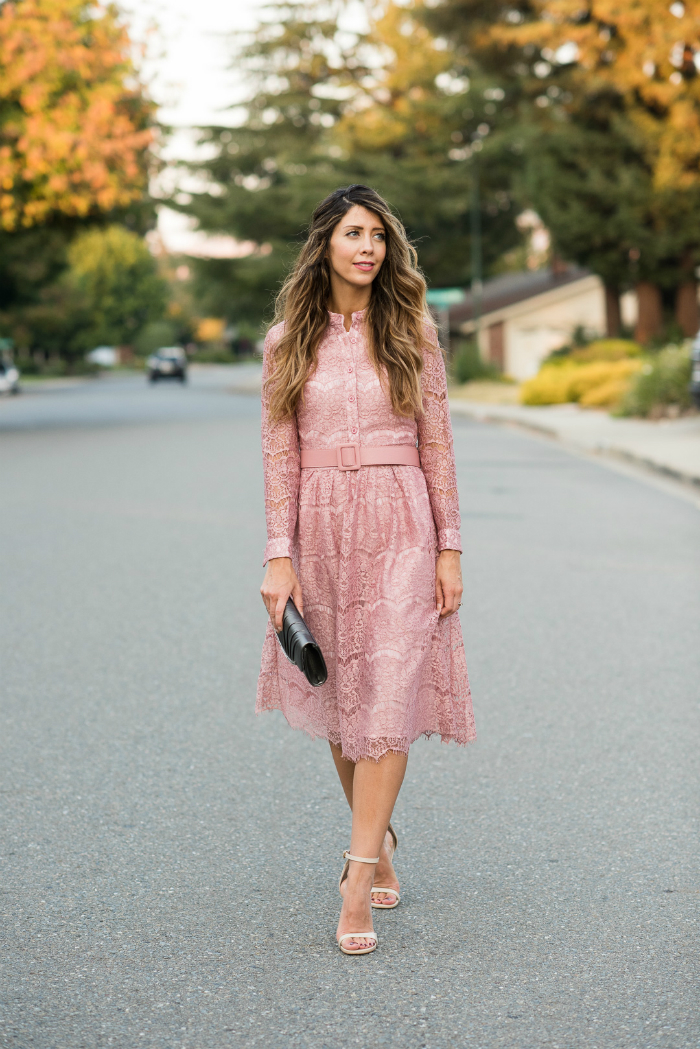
xmin=276 ymin=598 xmax=328 ymax=687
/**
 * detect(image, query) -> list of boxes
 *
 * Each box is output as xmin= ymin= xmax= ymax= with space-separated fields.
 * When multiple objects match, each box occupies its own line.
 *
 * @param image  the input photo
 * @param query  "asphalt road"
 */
xmin=1 ymin=369 xmax=699 ymax=1049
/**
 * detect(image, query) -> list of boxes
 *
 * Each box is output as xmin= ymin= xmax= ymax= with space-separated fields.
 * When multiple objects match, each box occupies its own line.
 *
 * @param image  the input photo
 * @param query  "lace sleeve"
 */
xmin=417 ymin=329 xmax=462 ymax=553
xmin=261 ymin=327 xmax=300 ymax=566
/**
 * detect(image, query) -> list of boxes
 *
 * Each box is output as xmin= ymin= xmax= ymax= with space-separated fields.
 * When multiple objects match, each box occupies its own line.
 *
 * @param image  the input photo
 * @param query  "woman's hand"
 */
xmin=260 ymin=557 xmax=303 ymax=632
xmin=435 ymin=549 xmax=463 ymax=618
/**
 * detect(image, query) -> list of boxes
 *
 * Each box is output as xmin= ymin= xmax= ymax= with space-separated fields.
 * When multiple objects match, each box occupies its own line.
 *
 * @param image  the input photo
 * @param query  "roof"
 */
xmin=448 ymin=265 xmax=593 ymax=330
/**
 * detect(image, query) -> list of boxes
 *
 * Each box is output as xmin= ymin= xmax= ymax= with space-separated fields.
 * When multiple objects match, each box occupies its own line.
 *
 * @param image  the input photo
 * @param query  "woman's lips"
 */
xmin=353 ymin=262 xmax=374 ymax=271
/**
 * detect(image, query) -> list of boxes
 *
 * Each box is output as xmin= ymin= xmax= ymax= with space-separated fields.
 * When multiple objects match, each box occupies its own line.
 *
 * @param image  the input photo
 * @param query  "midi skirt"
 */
xmin=256 ymin=462 xmax=475 ymax=763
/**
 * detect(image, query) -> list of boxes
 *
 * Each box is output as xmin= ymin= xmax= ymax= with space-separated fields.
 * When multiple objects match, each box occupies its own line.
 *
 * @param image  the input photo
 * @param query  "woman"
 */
xmin=258 ymin=185 xmax=475 ymax=955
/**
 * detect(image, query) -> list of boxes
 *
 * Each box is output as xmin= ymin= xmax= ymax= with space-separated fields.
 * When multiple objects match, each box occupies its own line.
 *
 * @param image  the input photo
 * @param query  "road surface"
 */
xmin=1 ymin=369 xmax=698 ymax=1048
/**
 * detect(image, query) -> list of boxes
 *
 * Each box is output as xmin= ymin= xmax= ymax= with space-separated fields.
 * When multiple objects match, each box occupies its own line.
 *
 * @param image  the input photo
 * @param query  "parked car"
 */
xmin=86 ymin=346 xmax=119 ymax=367
xmin=691 ymin=330 xmax=700 ymax=408
xmin=147 ymin=347 xmax=187 ymax=383
xmin=0 ymin=357 xmax=20 ymax=395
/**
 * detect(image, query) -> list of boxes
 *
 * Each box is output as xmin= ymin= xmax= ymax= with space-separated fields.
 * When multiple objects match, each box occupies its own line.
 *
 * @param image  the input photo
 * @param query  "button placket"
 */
xmin=345 ymin=328 xmax=360 ymax=442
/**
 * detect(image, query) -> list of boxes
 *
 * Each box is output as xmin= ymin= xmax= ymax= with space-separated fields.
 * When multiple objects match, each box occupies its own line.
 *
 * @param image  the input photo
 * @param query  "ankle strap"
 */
xmin=343 ymin=851 xmax=380 ymax=863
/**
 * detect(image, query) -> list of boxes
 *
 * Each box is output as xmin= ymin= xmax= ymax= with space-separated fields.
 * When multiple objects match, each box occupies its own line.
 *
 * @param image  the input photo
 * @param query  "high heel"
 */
xmin=371 ymin=822 xmax=400 ymax=910
xmin=337 ymin=851 xmax=379 ymax=956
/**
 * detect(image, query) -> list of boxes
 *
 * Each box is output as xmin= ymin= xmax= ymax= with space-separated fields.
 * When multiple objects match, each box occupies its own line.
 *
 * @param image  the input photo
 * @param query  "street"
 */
xmin=1 ymin=369 xmax=698 ymax=1049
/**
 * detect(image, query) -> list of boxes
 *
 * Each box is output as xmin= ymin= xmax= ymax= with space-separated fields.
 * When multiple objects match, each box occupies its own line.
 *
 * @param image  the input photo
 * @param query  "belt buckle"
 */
xmin=336 ymin=442 xmax=361 ymax=471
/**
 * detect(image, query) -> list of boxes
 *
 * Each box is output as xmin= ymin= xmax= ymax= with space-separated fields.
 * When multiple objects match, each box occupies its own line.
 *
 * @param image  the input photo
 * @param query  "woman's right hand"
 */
xmin=260 ymin=557 xmax=303 ymax=632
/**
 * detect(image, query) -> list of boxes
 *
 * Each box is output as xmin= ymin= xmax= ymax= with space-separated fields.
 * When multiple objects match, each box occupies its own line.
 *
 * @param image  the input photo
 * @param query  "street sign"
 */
xmin=426 ymin=288 xmax=466 ymax=310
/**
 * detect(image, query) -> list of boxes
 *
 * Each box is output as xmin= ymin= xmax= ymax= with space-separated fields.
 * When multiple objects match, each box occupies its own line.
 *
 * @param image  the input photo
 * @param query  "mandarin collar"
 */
xmin=328 ymin=308 xmax=367 ymax=332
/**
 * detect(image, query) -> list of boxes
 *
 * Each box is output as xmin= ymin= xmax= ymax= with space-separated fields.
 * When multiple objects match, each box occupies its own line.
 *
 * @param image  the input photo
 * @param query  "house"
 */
xmin=448 ymin=266 xmax=635 ymax=380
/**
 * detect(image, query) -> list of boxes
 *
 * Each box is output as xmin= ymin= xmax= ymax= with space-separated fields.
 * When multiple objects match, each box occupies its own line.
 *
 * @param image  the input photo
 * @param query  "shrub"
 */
xmin=520 ymin=364 xmax=578 ymax=404
xmin=579 ymin=376 xmax=634 ymax=408
xmin=570 ymin=339 xmax=642 ymax=362
xmin=618 ymin=345 xmax=692 ymax=417
xmin=451 ymin=339 xmax=498 ymax=384
xmin=521 ymin=359 xmax=641 ymax=407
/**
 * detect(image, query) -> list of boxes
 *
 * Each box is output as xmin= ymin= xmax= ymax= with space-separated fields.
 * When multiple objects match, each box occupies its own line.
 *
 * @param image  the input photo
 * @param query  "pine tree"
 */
xmin=181 ymin=0 xmax=522 ymax=329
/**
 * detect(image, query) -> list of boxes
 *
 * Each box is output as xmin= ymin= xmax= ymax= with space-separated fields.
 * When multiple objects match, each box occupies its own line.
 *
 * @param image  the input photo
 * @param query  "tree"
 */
xmin=182 ymin=0 xmax=364 ymax=326
xmin=425 ymin=0 xmax=700 ymax=339
xmin=181 ymin=0 xmax=522 ymax=329
xmin=489 ymin=0 xmax=700 ymax=192
xmin=0 ymin=0 xmax=156 ymax=231
xmin=484 ymin=0 xmax=700 ymax=338
xmin=65 ymin=225 xmax=167 ymax=349
xmin=333 ymin=1 xmax=521 ymax=286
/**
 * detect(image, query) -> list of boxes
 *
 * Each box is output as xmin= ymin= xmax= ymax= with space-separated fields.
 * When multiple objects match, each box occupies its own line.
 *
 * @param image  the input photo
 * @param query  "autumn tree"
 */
xmin=0 ymin=0 xmax=155 ymax=231
xmin=481 ymin=0 xmax=700 ymax=339
xmin=0 ymin=0 xmax=159 ymax=358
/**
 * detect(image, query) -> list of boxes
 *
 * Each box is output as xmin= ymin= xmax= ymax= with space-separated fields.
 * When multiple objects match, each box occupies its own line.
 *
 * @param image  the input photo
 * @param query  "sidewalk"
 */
xmin=449 ymin=396 xmax=700 ymax=488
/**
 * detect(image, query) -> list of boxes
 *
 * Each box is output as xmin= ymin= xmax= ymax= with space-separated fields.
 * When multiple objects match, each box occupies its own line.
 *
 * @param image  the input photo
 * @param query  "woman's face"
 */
xmin=327 ymin=205 xmax=386 ymax=288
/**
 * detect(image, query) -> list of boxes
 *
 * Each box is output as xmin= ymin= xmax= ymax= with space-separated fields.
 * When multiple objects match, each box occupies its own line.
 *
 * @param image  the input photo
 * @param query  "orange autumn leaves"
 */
xmin=0 ymin=0 xmax=155 ymax=230
xmin=491 ymin=0 xmax=700 ymax=190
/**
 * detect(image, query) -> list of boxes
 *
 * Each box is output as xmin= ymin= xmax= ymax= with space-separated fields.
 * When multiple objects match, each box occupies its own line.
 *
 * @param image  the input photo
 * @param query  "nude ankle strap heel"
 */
xmin=342 ymin=851 xmax=379 ymax=864
xmin=371 ymin=822 xmax=401 ymax=910
xmin=337 ymin=852 xmax=379 ymax=955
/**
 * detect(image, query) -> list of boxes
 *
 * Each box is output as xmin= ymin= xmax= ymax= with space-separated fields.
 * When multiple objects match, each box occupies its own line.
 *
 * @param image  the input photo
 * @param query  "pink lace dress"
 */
xmin=256 ymin=310 xmax=475 ymax=762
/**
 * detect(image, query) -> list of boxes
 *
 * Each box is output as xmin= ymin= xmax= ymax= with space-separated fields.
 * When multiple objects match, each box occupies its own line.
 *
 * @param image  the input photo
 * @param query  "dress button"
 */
xmin=349 ymin=395 xmax=355 ymax=402
xmin=348 ymin=366 xmax=353 ymax=373
xmin=351 ymin=427 xmax=357 ymax=434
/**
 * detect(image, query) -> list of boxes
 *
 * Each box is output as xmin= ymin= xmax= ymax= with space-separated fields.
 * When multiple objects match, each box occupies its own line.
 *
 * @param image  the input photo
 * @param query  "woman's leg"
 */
xmin=330 ymin=742 xmax=355 ymax=810
xmin=330 ymin=741 xmax=402 ymax=907
xmin=336 ymin=750 xmax=407 ymax=950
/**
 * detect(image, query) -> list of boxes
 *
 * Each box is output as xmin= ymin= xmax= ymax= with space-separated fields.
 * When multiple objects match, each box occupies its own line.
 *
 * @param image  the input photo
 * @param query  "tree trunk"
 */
xmin=604 ymin=285 xmax=621 ymax=337
xmin=675 ymin=279 xmax=699 ymax=337
xmin=634 ymin=282 xmax=663 ymax=344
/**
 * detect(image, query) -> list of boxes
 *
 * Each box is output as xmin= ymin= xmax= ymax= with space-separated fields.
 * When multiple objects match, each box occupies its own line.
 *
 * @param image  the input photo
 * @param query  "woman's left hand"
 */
xmin=435 ymin=549 xmax=463 ymax=618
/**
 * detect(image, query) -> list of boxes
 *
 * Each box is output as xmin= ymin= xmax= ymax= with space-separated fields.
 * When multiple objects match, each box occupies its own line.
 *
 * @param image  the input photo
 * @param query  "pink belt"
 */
xmin=300 ymin=443 xmax=420 ymax=472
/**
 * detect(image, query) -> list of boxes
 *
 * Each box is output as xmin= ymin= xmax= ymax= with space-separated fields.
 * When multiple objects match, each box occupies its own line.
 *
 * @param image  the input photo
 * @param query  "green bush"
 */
xmin=450 ymin=339 xmax=498 ymax=384
xmin=15 ymin=355 xmax=101 ymax=377
xmin=67 ymin=225 xmax=168 ymax=351
xmin=618 ymin=345 xmax=692 ymax=417
xmin=192 ymin=346 xmax=239 ymax=364
xmin=135 ymin=320 xmax=177 ymax=356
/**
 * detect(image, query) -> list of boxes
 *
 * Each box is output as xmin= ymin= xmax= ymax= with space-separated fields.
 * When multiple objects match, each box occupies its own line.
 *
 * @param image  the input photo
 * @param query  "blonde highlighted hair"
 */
xmin=266 ymin=184 xmax=436 ymax=422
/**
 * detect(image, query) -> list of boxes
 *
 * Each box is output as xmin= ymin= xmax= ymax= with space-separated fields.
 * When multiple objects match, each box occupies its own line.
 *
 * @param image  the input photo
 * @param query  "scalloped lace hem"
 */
xmin=255 ymin=703 xmax=476 ymax=763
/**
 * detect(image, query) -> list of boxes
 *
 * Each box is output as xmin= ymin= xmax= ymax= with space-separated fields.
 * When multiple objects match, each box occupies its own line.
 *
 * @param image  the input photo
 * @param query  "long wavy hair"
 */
xmin=266 ymin=184 xmax=436 ymax=422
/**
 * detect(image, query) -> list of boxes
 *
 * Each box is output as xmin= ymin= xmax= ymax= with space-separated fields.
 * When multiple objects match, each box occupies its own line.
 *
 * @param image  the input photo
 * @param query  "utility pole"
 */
xmin=470 ymin=144 xmax=483 ymax=355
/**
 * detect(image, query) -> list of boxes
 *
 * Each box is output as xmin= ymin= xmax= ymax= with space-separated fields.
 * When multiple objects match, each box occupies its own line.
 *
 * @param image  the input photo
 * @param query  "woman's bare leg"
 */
xmin=330 ymin=742 xmax=355 ymax=810
xmin=335 ymin=750 xmax=407 ymax=951
xmin=330 ymin=742 xmax=402 ymax=909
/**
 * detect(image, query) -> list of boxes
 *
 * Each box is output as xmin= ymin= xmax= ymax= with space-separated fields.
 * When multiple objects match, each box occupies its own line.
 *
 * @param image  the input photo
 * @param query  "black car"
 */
xmin=691 ymin=331 xmax=700 ymax=408
xmin=147 ymin=347 xmax=187 ymax=383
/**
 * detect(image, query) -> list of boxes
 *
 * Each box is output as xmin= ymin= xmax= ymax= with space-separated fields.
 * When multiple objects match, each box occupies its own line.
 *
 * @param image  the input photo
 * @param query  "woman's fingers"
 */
xmin=436 ymin=577 xmax=463 ymax=617
xmin=260 ymin=559 xmax=302 ymax=630
xmin=441 ymin=584 xmax=456 ymax=617
xmin=435 ymin=576 xmax=444 ymax=616
xmin=272 ymin=594 xmax=287 ymax=632
xmin=291 ymin=579 xmax=304 ymax=619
